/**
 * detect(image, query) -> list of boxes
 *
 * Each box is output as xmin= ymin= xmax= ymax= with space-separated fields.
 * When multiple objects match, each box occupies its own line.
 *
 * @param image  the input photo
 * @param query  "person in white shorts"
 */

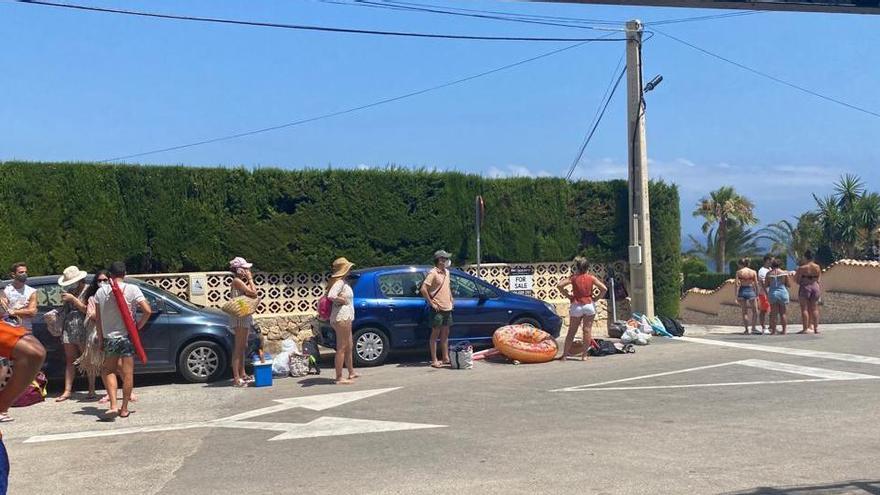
xmin=557 ymin=256 xmax=607 ymax=360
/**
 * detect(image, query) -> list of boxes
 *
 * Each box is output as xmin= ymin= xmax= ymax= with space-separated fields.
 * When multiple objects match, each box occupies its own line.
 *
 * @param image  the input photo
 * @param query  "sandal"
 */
xmin=0 ymin=413 xmax=13 ymax=423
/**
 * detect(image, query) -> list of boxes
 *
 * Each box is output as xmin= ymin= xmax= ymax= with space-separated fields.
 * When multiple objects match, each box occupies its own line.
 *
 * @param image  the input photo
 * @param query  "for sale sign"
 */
xmin=509 ymin=266 xmax=535 ymax=296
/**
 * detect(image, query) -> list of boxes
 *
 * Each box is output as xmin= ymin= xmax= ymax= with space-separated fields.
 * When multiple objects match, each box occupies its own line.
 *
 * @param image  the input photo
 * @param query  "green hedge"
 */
xmin=0 ymin=162 xmax=681 ymax=314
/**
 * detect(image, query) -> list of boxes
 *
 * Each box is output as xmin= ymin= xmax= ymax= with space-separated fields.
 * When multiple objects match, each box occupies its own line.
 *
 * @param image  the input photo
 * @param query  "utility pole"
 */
xmin=626 ymin=19 xmax=655 ymax=318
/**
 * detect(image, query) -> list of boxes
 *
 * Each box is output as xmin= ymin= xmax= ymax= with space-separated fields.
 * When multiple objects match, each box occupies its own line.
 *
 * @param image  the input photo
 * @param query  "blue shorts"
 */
xmin=738 ymin=286 xmax=757 ymax=301
xmin=768 ymin=288 xmax=790 ymax=305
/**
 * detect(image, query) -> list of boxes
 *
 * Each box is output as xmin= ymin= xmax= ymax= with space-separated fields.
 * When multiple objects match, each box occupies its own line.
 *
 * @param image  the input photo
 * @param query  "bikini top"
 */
xmin=766 ymin=270 xmax=787 ymax=289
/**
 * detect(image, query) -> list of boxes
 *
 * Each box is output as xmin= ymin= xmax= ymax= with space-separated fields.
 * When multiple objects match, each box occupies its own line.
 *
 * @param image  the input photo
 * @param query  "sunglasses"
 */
xmin=96 ymin=278 xmax=109 ymax=283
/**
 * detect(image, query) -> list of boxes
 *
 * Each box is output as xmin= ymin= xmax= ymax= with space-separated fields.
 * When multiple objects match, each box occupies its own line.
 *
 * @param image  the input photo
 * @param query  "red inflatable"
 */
xmin=110 ymin=278 xmax=147 ymax=364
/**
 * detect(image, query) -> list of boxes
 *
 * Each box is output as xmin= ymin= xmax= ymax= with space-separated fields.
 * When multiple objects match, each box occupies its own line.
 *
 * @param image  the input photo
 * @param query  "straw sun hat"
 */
xmin=331 ymin=257 xmax=355 ymax=278
xmin=58 ymin=266 xmax=88 ymax=287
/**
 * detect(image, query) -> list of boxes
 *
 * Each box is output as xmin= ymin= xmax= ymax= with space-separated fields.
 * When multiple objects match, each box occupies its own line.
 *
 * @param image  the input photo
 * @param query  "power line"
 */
xmin=97 ymin=37 xmax=615 ymax=163
xmin=565 ymin=62 xmax=627 ymax=181
xmin=653 ymin=28 xmax=880 ymax=120
xmin=327 ymin=0 xmax=762 ymax=29
xmin=15 ymin=0 xmax=626 ymax=42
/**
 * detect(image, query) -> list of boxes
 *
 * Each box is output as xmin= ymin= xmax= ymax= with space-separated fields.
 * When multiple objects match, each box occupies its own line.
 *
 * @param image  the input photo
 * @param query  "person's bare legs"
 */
xmin=561 ymin=316 xmax=583 ymax=358
xmin=779 ymin=302 xmax=788 ymax=334
xmin=118 ymin=356 xmax=134 ymax=417
xmin=759 ymin=304 xmax=767 ymax=330
xmin=333 ymin=321 xmax=353 ymax=384
xmin=57 ymin=343 xmax=79 ymax=401
xmin=579 ymin=316 xmax=595 ymax=360
xmin=0 ymin=336 xmax=46 ymax=413
xmin=809 ymin=298 xmax=820 ymax=333
xmin=439 ymin=326 xmax=450 ymax=364
xmin=428 ymin=326 xmax=442 ymax=367
xmin=749 ymin=299 xmax=759 ymax=332
xmin=768 ymin=306 xmax=778 ymax=335
xmin=231 ymin=327 xmax=247 ymax=385
xmin=101 ymin=355 xmax=120 ymax=418
xmin=797 ymin=296 xmax=810 ymax=334
xmin=341 ymin=321 xmax=358 ymax=380
xmin=738 ymin=300 xmax=749 ymax=334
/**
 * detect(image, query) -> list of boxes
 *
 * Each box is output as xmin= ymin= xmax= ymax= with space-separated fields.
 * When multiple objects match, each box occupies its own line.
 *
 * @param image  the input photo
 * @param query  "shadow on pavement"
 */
xmin=721 ymin=479 xmax=880 ymax=495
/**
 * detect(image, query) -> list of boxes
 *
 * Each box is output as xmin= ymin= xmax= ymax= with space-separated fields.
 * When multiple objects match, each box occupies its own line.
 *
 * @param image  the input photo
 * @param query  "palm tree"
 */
xmin=688 ymin=224 xmax=761 ymax=273
xmin=693 ymin=187 xmax=758 ymax=272
xmin=758 ymin=213 xmax=821 ymax=265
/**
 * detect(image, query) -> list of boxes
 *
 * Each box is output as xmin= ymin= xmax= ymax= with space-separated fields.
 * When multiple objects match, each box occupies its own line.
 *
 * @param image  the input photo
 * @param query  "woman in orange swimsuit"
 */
xmin=794 ymin=250 xmax=822 ymax=334
xmin=734 ymin=258 xmax=760 ymax=335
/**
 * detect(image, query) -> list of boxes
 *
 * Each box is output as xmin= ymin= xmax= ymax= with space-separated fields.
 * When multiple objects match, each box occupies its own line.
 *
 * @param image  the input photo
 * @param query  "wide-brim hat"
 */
xmin=331 ymin=257 xmax=355 ymax=278
xmin=229 ymin=257 xmax=253 ymax=270
xmin=433 ymin=250 xmax=452 ymax=260
xmin=58 ymin=266 xmax=88 ymax=287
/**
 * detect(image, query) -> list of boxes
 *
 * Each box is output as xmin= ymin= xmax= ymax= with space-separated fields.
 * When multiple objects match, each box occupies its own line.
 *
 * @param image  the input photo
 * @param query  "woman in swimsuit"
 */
xmin=794 ymin=250 xmax=822 ymax=334
xmin=734 ymin=258 xmax=760 ymax=335
xmin=765 ymin=258 xmax=790 ymax=335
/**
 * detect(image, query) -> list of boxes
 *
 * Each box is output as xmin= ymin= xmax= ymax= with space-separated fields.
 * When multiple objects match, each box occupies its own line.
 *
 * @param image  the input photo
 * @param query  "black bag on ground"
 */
xmin=608 ymin=321 xmax=627 ymax=339
xmin=588 ymin=339 xmax=621 ymax=357
xmin=658 ymin=315 xmax=685 ymax=337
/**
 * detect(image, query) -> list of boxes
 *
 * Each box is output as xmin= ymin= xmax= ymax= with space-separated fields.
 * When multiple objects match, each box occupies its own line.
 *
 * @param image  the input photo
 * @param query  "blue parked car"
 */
xmin=319 ymin=266 xmax=563 ymax=366
xmin=2 ymin=276 xmax=260 ymax=383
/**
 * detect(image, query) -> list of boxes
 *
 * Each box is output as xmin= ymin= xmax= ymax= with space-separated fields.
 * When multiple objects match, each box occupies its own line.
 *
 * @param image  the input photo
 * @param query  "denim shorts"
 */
xmin=738 ymin=286 xmax=757 ymax=301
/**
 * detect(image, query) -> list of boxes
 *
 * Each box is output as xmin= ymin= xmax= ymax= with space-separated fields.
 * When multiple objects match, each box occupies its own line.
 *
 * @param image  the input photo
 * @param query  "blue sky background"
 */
xmin=1 ymin=0 xmax=878 ymax=245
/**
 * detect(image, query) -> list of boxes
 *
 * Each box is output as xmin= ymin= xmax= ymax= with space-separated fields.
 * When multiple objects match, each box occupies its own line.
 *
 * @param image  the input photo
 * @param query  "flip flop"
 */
xmin=118 ymin=410 xmax=134 ymax=419
xmin=0 ymin=413 xmax=13 ymax=423
xmin=55 ymin=395 xmax=71 ymax=403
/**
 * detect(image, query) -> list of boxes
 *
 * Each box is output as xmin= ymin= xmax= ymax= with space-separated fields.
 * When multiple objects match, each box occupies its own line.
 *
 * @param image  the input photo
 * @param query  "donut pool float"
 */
xmin=492 ymin=324 xmax=558 ymax=363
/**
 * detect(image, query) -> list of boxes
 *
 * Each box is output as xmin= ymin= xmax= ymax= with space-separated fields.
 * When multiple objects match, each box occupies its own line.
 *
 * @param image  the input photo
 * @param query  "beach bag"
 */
xmin=449 ymin=342 xmax=473 ymax=369
xmin=588 ymin=339 xmax=620 ymax=357
xmin=221 ymin=295 xmax=260 ymax=318
xmin=12 ymin=372 xmax=47 ymax=407
xmin=608 ymin=321 xmax=627 ymax=339
xmin=658 ymin=315 xmax=685 ymax=337
xmin=0 ymin=359 xmax=12 ymax=391
xmin=43 ymin=309 xmax=62 ymax=337
xmin=289 ymin=355 xmax=309 ymax=377
xmin=648 ymin=316 xmax=673 ymax=337
xmin=317 ymin=296 xmax=333 ymax=321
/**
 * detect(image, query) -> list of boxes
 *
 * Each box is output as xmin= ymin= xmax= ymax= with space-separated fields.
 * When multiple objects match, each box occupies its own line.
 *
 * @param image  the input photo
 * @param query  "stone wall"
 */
xmin=680 ymin=260 xmax=880 ymax=326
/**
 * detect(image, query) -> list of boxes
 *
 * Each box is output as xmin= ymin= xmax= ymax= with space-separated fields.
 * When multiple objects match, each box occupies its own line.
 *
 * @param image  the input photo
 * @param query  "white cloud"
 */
xmin=485 ymin=164 xmax=551 ymax=178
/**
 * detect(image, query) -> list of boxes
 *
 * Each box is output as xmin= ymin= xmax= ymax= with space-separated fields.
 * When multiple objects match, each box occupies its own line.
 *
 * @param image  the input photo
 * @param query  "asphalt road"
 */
xmin=5 ymin=324 xmax=880 ymax=495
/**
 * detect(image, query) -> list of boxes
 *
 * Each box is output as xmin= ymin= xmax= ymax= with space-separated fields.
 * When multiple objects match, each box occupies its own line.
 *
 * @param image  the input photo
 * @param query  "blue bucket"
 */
xmin=252 ymin=361 xmax=273 ymax=387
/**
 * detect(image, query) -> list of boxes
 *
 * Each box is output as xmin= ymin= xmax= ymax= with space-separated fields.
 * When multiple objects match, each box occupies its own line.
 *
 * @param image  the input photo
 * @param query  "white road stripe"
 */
xmin=737 ymin=359 xmax=879 ymax=380
xmin=550 ymin=362 xmax=739 ymax=392
xmin=571 ymin=379 xmax=834 ymax=391
xmin=676 ymin=336 xmax=880 ymax=365
xmin=24 ymin=422 xmax=209 ymax=444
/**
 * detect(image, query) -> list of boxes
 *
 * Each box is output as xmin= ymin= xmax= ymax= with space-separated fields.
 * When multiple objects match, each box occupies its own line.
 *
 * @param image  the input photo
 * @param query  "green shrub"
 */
xmin=683 ymin=272 xmax=731 ymax=292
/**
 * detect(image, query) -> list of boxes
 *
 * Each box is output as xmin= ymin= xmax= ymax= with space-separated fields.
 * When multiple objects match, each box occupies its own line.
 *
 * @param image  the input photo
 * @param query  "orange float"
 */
xmin=492 ymin=324 xmax=558 ymax=363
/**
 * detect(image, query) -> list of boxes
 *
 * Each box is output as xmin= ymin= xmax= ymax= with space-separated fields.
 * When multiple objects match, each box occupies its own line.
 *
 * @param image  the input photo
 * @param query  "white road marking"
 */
xmin=677 ymin=336 xmax=880 ymax=365
xmin=552 ymin=359 xmax=879 ymax=393
xmin=737 ymin=359 xmax=878 ymax=380
xmin=24 ymin=387 xmax=444 ymax=444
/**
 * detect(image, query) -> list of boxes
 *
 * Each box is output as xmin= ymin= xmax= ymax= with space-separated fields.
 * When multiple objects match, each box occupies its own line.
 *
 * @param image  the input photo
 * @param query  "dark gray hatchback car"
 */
xmin=2 ymin=276 xmax=259 ymax=383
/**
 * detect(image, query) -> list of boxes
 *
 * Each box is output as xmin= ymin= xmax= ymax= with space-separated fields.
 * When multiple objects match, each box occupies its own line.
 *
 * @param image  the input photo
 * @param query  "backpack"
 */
xmin=12 ymin=372 xmax=47 ymax=407
xmin=658 ymin=315 xmax=685 ymax=337
xmin=608 ymin=321 xmax=627 ymax=339
xmin=317 ymin=296 xmax=333 ymax=321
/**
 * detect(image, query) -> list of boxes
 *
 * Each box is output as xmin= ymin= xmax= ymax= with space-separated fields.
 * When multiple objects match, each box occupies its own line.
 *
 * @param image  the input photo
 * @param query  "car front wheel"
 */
xmin=352 ymin=327 xmax=390 ymax=367
xmin=178 ymin=340 xmax=227 ymax=383
xmin=512 ymin=316 xmax=542 ymax=329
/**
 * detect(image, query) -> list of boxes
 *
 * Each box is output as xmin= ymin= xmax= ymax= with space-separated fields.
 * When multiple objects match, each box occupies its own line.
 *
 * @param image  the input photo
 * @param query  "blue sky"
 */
xmin=1 ymin=0 xmax=878 ymax=244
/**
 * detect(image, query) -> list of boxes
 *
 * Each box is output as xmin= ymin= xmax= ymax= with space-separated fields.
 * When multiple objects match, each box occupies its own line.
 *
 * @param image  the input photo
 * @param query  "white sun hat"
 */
xmin=58 ymin=266 xmax=89 ymax=287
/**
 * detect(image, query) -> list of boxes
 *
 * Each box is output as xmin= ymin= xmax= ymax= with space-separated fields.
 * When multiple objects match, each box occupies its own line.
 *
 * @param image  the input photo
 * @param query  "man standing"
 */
xmin=757 ymin=255 xmax=772 ymax=334
xmin=1 ymin=263 xmax=37 ymax=331
xmin=420 ymin=250 xmax=454 ymax=368
xmin=95 ymin=262 xmax=151 ymax=419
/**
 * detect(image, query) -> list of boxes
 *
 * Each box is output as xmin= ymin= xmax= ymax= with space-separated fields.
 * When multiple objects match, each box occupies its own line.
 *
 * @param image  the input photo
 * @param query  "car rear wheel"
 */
xmin=352 ymin=327 xmax=390 ymax=367
xmin=512 ymin=316 xmax=542 ymax=329
xmin=178 ymin=340 xmax=227 ymax=383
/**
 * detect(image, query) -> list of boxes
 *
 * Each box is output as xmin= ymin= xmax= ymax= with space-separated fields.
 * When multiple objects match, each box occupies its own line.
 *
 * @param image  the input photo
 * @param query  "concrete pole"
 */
xmin=626 ymin=19 xmax=655 ymax=318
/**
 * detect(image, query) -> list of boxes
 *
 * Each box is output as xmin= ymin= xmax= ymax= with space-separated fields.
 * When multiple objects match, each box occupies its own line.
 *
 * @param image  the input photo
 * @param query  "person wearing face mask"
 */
xmin=1 ymin=262 xmax=37 ymax=331
xmin=420 ymin=250 xmax=454 ymax=368
xmin=56 ymin=266 xmax=96 ymax=402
